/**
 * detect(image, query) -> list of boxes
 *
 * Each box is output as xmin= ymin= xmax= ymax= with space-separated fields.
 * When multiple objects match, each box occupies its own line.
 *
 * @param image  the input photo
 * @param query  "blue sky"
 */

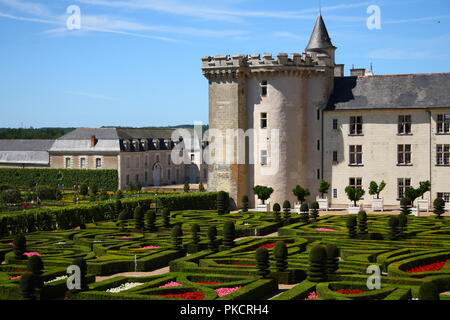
xmin=0 ymin=0 xmax=449 ymax=128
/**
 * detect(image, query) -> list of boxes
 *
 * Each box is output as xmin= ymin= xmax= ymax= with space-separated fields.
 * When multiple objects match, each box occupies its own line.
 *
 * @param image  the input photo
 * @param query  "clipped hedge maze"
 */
xmin=0 ymin=211 xmax=449 ymax=300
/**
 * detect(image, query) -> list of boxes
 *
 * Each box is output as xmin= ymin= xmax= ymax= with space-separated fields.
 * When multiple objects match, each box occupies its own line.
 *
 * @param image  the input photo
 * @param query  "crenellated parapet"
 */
xmin=202 ymin=52 xmax=333 ymax=80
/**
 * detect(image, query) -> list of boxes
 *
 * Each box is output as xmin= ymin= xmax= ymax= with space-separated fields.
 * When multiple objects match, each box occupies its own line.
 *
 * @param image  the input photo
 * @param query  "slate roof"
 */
xmin=0 ymin=140 xmax=54 ymax=165
xmin=326 ymin=73 xmax=450 ymax=111
xmin=306 ymin=14 xmax=335 ymax=52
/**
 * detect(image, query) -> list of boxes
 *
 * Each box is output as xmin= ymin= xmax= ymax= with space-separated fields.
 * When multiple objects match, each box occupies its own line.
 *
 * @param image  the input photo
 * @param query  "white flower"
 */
xmin=55 ymin=242 xmax=66 ymax=245
xmin=106 ymin=282 xmax=143 ymax=293
xmin=44 ymin=275 xmax=68 ymax=284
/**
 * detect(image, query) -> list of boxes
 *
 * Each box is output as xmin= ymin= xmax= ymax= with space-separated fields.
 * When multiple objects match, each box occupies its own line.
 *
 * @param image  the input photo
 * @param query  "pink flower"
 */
xmin=10 ymin=276 xmax=21 ymax=280
xmin=316 ymin=228 xmax=337 ymax=232
xmin=7 ymin=242 xmax=13 ymax=246
xmin=23 ymin=252 xmax=41 ymax=257
xmin=140 ymin=246 xmax=161 ymax=250
xmin=120 ymin=236 xmax=134 ymax=239
xmin=159 ymin=281 xmax=183 ymax=288
xmin=306 ymin=291 xmax=318 ymax=300
xmin=215 ymin=287 xmax=241 ymax=297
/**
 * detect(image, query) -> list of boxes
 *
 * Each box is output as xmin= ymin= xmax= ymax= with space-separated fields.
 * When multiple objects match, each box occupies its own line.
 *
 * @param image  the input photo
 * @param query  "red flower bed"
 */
xmin=196 ymin=281 xmax=222 ymax=284
xmin=406 ymin=260 xmax=448 ymax=273
xmin=257 ymin=243 xmax=275 ymax=250
xmin=155 ymin=292 xmax=205 ymax=300
xmin=336 ymin=289 xmax=365 ymax=295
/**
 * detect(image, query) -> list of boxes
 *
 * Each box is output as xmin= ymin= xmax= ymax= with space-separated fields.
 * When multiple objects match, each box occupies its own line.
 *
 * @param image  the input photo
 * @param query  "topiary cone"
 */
xmin=308 ymin=244 xmax=327 ymax=282
xmin=274 ymin=241 xmax=288 ymax=272
xmin=255 ymin=248 xmax=270 ymax=277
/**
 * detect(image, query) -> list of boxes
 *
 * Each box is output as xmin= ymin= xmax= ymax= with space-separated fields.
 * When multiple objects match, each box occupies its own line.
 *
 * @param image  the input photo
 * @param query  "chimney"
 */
xmin=350 ymin=68 xmax=367 ymax=77
xmin=334 ymin=64 xmax=345 ymax=77
xmin=90 ymin=135 xmax=96 ymax=147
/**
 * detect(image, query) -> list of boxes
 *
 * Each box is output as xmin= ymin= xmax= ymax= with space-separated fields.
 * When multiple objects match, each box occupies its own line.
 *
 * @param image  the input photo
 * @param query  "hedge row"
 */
xmin=0 ymin=192 xmax=220 ymax=236
xmin=0 ymin=168 xmax=118 ymax=190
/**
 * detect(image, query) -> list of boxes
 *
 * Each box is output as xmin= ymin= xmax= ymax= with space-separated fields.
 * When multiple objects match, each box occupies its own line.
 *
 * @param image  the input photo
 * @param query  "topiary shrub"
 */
xmin=300 ymin=203 xmax=309 ymax=223
xmin=217 ymin=191 xmax=228 ymax=215
xmin=20 ymin=272 xmax=37 ymax=300
xmin=274 ymin=241 xmax=288 ymax=272
xmin=0 ymin=188 xmax=22 ymax=204
xmin=282 ymin=200 xmax=291 ymax=223
xmin=72 ymin=258 xmax=88 ymax=291
xmin=162 ymin=208 xmax=171 ymax=228
xmin=13 ymin=234 xmax=27 ymax=259
xmin=207 ymin=226 xmax=218 ymax=252
xmin=134 ymin=205 xmax=144 ymax=231
xmin=79 ymin=184 xmax=88 ymax=196
xmin=222 ymin=221 xmax=236 ymax=249
xmin=242 ymin=195 xmax=249 ymax=212
xmin=400 ymin=197 xmax=412 ymax=215
xmin=255 ymin=248 xmax=270 ymax=278
xmin=433 ymin=198 xmax=446 ymax=219
xmin=308 ymin=244 xmax=327 ymax=282
xmin=346 ymin=216 xmax=357 ymax=239
xmin=184 ymin=181 xmax=190 ymax=193
xmin=357 ymin=210 xmax=368 ymax=234
xmin=388 ymin=216 xmax=400 ymax=240
xmin=191 ymin=224 xmax=200 ymax=244
xmin=145 ymin=210 xmax=157 ymax=232
xmin=398 ymin=213 xmax=408 ymax=235
xmin=118 ymin=210 xmax=128 ymax=231
xmin=292 ymin=185 xmax=310 ymax=204
xmin=171 ymin=224 xmax=183 ymax=252
xmin=27 ymin=255 xmax=44 ymax=292
xmin=272 ymin=203 xmax=281 ymax=222
xmin=253 ymin=185 xmax=274 ymax=205
xmin=310 ymin=201 xmax=320 ymax=221
xmin=90 ymin=184 xmax=99 ymax=196
xmin=325 ymin=244 xmax=340 ymax=275
xmin=418 ymin=280 xmax=440 ymax=300
xmin=115 ymin=200 xmax=123 ymax=214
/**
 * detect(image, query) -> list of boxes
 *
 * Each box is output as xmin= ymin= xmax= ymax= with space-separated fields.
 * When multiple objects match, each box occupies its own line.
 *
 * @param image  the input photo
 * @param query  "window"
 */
xmin=65 ymin=158 xmax=71 ymax=169
xmin=437 ymin=114 xmax=450 ymax=134
xmin=349 ymin=145 xmax=363 ymax=165
xmin=397 ymin=145 xmax=412 ymax=165
xmin=333 ymin=151 xmax=338 ymax=162
xmin=437 ymin=193 xmax=450 ymax=203
xmin=126 ymin=175 xmax=130 ymax=185
xmin=167 ymin=169 xmax=171 ymax=180
xmin=398 ymin=178 xmax=411 ymax=199
xmin=317 ymin=169 xmax=320 ymax=180
xmin=317 ymin=109 xmax=320 ymax=121
xmin=168 ymin=154 xmax=171 ymax=165
xmin=80 ymin=157 xmax=87 ymax=169
xmin=261 ymin=150 xmax=268 ymax=166
xmin=398 ymin=115 xmax=412 ymax=134
xmin=156 ymin=155 xmax=160 ymax=162
xmin=350 ymin=116 xmax=363 ymax=135
xmin=95 ymin=158 xmax=102 ymax=169
xmin=260 ymin=113 xmax=268 ymax=129
xmin=145 ymin=156 xmax=148 ymax=167
xmin=260 ymin=80 xmax=268 ymax=97
xmin=317 ymin=140 xmax=320 ymax=151
xmin=333 ymin=188 xmax=338 ymax=199
xmin=437 ymin=144 xmax=450 ymax=165
xmin=333 ymin=119 xmax=338 ymax=130
xmin=190 ymin=154 xmax=195 ymax=162
xmin=349 ymin=178 xmax=363 ymax=190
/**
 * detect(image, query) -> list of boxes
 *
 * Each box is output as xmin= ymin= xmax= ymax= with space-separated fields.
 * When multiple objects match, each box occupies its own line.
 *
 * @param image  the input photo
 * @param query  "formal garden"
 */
xmin=0 ymin=188 xmax=448 ymax=301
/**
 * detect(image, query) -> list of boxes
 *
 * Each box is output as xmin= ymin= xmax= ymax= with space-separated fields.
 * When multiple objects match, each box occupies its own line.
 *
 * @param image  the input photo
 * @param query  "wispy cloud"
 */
xmin=368 ymin=48 xmax=431 ymax=60
xmin=64 ymin=90 xmax=120 ymax=101
xmin=384 ymin=14 xmax=450 ymax=24
xmin=0 ymin=0 xmax=49 ymax=16
xmin=271 ymin=31 xmax=306 ymax=41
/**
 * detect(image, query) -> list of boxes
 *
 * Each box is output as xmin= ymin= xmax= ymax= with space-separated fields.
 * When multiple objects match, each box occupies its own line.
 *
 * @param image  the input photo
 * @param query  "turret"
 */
xmin=305 ymin=14 xmax=336 ymax=66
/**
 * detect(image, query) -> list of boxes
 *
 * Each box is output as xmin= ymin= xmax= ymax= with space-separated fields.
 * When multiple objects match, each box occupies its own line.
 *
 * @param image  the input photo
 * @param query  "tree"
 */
xmin=162 ymin=208 xmax=171 ymax=228
xmin=191 ymin=224 xmax=200 ymax=244
xmin=255 ymin=248 xmax=270 ymax=278
xmin=13 ymin=234 xmax=27 ymax=259
xmin=345 ymin=186 xmax=365 ymax=206
xmin=242 ymin=195 xmax=249 ymax=212
xmin=118 ymin=210 xmax=128 ymax=231
xmin=419 ymin=181 xmax=431 ymax=199
xmin=308 ymin=244 xmax=327 ymax=282
xmin=292 ymin=185 xmax=310 ymax=204
xmin=222 ymin=221 xmax=236 ymax=249
xmin=272 ymin=203 xmax=281 ymax=222
xmin=325 ymin=244 xmax=340 ymax=275
xmin=184 ymin=182 xmax=190 ymax=193
xmin=274 ymin=241 xmax=288 ymax=272
xmin=198 ymin=182 xmax=206 ymax=192
xmin=300 ymin=203 xmax=309 ymax=223
xmin=207 ymin=226 xmax=218 ymax=252
xmin=369 ymin=181 xmax=386 ymax=199
xmin=346 ymin=216 xmax=357 ymax=238
xmin=253 ymin=186 xmax=274 ymax=204
xmin=433 ymin=198 xmax=446 ymax=219
xmin=318 ymin=180 xmax=331 ymax=198
xmin=145 ymin=210 xmax=157 ymax=232
xmin=357 ymin=211 xmax=368 ymax=235
xmin=171 ymin=224 xmax=183 ymax=252
xmin=134 ymin=205 xmax=144 ymax=230
xmin=282 ymin=200 xmax=291 ymax=223
xmin=310 ymin=201 xmax=320 ymax=221
xmin=400 ymin=198 xmax=412 ymax=216
xmin=388 ymin=216 xmax=400 ymax=240
xmin=398 ymin=213 xmax=408 ymax=235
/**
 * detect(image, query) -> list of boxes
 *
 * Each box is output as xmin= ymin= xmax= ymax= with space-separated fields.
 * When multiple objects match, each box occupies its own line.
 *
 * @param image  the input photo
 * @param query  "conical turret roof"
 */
xmin=305 ymin=14 xmax=334 ymax=52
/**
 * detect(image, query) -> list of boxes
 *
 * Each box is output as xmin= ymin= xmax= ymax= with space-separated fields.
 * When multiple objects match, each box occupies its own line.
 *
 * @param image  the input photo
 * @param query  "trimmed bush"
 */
xmin=13 ymin=234 xmax=27 ymax=259
xmin=310 ymin=201 xmax=319 ymax=221
xmin=357 ymin=211 xmax=368 ymax=234
xmin=191 ymin=224 xmax=200 ymax=244
xmin=20 ymin=272 xmax=37 ymax=300
xmin=171 ymin=224 xmax=183 ymax=252
xmin=242 ymin=195 xmax=249 ymax=212
xmin=272 ymin=203 xmax=281 ymax=222
xmin=256 ymin=248 xmax=270 ymax=278
xmin=27 ymin=255 xmax=44 ymax=292
xmin=184 ymin=182 xmax=190 ymax=193
xmin=300 ymin=203 xmax=309 ymax=223
xmin=72 ymin=258 xmax=89 ymax=291
xmin=223 ymin=221 xmax=236 ymax=249
xmin=118 ymin=210 xmax=128 ymax=231
xmin=274 ymin=241 xmax=288 ymax=272
xmin=318 ymin=180 xmax=330 ymax=198
xmin=325 ymin=244 xmax=340 ymax=275
xmin=433 ymin=198 xmax=446 ymax=219
xmin=253 ymin=186 xmax=274 ymax=205
xmin=282 ymin=201 xmax=291 ymax=223
xmin=292 ymin=185 xmax=310 ymax=204
xmin=400 ymin=198 xmax=412 ymax=215
xmin=145 ymin=210 xmax=157 ymax=232
xmin=134 ymin=205 xmax=144 ymax=230
xmin=79 ymin=184 xmax=88 ymax=196
xmin=308 ymin=244 xmax=327 ymax=282
xmin=418 ymin=280 xmax=440 ymax=300
xmin=388 ymin=216 xmax=400 ymax=240
xmin=162 ymin=208 xmax=171 ymax=228
xmin=35 ymin=185 xmax=62 ymax=201
xmin=346 ymin=216 xmax=357 ymax=239
xmin=199 ymin=182 xmax=205 ymax=192
xmin=398 ymin=213 xmax=408 ymax=234
xmin=0 ymin=188 xmax=22 ymax=204
xmin=207 ymin=226 xmax=218 ymax=252
xmin=217 ymin=191 xmax=228 ymax=215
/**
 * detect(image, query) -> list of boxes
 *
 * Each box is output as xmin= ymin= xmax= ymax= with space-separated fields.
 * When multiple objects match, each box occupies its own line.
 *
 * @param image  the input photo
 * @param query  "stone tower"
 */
xmin=203 ymin=14 xmax=338 ymax=208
